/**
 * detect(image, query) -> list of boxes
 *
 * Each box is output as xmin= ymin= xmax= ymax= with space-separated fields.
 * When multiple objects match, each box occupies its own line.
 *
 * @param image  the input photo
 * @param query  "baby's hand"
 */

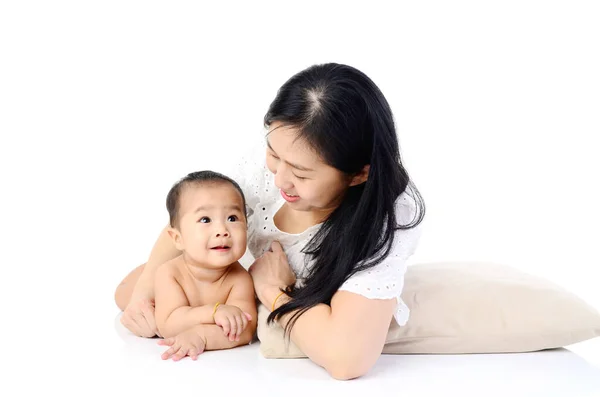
xmin=157 ymin=328 xmax=206 ymax=361
xmin=213 ymin=304 xmax=253 ymax=342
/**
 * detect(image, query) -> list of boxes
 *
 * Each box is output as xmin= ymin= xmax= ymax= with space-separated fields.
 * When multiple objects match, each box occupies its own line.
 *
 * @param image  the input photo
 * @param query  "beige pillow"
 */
xmin=257 ymin=261 xmax=600 ymax=358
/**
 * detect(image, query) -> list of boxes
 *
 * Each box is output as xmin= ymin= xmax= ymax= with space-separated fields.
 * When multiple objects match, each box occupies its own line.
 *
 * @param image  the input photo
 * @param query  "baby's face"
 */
xmin=175 ymin=183 xmax=247 ymax=268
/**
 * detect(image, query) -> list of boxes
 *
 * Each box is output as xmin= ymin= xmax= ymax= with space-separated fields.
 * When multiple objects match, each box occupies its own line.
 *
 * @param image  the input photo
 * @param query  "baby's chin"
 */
xmin=188 ymin=250 xmax=245 ymax=267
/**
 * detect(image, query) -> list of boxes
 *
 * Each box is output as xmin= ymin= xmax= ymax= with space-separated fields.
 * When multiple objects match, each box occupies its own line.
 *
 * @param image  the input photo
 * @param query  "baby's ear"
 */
xmin=167 ymin=227 xmax=184 ymax=251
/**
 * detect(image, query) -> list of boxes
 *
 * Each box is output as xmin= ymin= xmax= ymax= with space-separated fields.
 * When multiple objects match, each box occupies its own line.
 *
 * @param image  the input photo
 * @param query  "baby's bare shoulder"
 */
xmin=225 ymin=262 xmax=252 ymax=282
xmin=156 ymin=255 xmax=185 ymax=279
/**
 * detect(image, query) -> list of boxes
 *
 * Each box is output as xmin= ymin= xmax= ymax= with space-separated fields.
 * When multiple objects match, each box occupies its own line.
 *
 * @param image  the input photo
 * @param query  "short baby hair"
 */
xmin=166 ymin=170 xmax=247 ymax=228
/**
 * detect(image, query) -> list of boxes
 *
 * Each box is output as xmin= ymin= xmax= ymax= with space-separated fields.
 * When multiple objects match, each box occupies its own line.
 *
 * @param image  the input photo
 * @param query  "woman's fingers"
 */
xmin=123 ymin=301 xmax=153 ymax=337
xmin=133 ymin=313 xmax=154 ymax=338
xmin=140 ymin=304 xmax=158 ymax=337
xmin=121 ymin=313 xmax=143 ymax=336
xmin=270 ymin=241 xmax=283 ymax=252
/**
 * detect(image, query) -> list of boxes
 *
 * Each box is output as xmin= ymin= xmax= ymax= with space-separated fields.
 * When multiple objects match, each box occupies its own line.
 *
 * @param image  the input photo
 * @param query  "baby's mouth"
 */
xmin=211 ymin=245 xmax=231 ymax=250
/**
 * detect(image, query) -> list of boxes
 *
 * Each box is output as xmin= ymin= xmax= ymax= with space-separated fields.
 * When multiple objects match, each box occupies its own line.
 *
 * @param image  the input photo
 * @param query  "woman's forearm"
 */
xmin=135 ymin=225 xmax=181 ymax=295
xmin=261 ymin=285 xmax=386 ymax=380
xmin=115 ymin=225 xmax=181 ymax=310
xmin=261 ymin=286 xmax=336 ymax=365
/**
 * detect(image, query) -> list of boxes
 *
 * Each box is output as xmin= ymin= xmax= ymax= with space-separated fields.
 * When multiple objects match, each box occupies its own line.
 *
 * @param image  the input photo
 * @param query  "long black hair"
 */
xmin=264 ymin=63 xmax=425 ymax=335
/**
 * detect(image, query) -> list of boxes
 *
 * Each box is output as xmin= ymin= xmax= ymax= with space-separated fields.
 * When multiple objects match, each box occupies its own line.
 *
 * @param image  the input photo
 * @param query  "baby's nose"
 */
xmin=215 ymin=229 xmax=229 ymax=237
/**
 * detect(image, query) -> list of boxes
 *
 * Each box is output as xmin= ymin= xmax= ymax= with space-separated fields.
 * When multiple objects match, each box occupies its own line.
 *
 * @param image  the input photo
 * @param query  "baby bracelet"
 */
xmin=213 ymin=302 xmax=221 ymax=318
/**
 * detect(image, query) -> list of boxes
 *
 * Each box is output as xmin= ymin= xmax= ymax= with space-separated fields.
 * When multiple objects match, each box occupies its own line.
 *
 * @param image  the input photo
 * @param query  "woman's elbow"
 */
xmin=327 ymin=360 xmax=372 ymax=381
xmin=114 ymin=285 xmax=128 ymax=311
xmin=323 ymin=348 xmax=378 ymax=380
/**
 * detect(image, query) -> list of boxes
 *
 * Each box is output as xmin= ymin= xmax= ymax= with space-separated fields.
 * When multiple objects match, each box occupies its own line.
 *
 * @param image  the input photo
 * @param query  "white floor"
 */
xmin=72 ymin=313 xmax=600 ymax=397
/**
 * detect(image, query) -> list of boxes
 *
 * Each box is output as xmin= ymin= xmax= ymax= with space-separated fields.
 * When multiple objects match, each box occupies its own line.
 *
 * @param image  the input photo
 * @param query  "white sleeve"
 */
xmin=338 ymin=192 xmax=423 ymax=325
xmin=226 ymin=136 xmax=270 ymax=219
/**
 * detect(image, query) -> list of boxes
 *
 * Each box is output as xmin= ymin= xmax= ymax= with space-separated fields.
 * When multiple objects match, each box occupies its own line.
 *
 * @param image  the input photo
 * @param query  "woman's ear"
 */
xmin=167 ymin=227 xmax=184 ymax=251
xmin=349 ymin=164 xmax=370 ymax=187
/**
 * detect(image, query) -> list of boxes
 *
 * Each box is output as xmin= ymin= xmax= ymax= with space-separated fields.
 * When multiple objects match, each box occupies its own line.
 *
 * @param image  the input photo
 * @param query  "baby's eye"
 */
xmin=227 ymin=215 xmax=238 ymax=222
xmin=199 ymin=217 xmax=211 ymax=223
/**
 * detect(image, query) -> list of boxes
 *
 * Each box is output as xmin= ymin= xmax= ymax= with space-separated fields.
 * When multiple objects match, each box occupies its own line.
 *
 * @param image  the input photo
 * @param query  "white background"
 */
xmin=1 ymin=1 xmax=599 ymax=395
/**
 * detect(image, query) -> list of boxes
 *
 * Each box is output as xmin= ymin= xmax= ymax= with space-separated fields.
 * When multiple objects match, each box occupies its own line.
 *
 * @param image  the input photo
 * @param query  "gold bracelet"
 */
xmin=212 ymin=302 xmax=221 ymax=318
xmin=272 ymin=291 xmax=286 ymax=312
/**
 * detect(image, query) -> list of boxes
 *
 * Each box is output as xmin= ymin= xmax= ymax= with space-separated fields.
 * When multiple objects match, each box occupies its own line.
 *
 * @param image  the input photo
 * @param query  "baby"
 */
xmin=154 ymin=170 xmax=257 ymax=361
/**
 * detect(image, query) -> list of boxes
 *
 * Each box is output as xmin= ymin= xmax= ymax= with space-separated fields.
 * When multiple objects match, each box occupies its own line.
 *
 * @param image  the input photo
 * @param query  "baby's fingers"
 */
xmin=157 ymin=338 xmax=174 ymax=346
xmin=240 ymin=314 xmax=248 ymax=335
xmin=172 ymin=346 xmax=188 ymax=362
xmin=161 ymin=344 xmax=180 ymax=360
xmin=221 ymin=318 xmax=231 ymax=337
xmin=234 ymin=315 xmax=244 ymax=341
xmin=229 ymin=317 xmax=240 ymax=341
xmin=188 ymin=348 xmax=199 ymax=361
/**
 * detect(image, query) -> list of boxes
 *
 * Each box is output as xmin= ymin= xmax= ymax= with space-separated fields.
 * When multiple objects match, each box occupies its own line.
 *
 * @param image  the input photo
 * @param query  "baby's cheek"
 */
xmin=236 ymin=233 xmax=248 ymax=247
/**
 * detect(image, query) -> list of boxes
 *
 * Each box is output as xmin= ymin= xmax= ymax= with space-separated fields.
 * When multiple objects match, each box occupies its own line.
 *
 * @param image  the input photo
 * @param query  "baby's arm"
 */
xmin=158 ymin=322 xmax=252 ymax=360
xmin=217 ymin=268 xmax=258 ymax=344
xmin=154 ymin=264 xmax=218 ymax=338
xmin=157 ymin=269 xmax=258 ymax=359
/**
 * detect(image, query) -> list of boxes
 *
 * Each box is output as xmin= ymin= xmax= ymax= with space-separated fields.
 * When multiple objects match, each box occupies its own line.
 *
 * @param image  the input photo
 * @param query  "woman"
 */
xmin=115 ymin=63 xmax=425 ymax=380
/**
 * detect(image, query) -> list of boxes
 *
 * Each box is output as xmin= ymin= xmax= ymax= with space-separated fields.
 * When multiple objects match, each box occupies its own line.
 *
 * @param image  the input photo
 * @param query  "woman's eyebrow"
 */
xmin=266 ymin=139 xmax=315 ymax=172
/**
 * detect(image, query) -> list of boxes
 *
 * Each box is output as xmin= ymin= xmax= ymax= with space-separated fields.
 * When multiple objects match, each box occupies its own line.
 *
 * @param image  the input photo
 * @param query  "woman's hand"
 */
xmin=248 ymin=241 xmax=296 ymax=304
xmin=120 ymin=294 xmax=160 ymax=338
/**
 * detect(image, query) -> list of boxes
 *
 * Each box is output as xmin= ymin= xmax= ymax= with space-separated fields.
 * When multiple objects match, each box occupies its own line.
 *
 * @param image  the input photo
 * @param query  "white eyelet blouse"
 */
xmin=227 ymin=139 xmax=423 ymax=326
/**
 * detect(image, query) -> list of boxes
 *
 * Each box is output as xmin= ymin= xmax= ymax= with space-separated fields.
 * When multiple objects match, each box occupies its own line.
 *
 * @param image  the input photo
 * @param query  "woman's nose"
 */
xmin=274 ymin=165 xmax=294 ymax=190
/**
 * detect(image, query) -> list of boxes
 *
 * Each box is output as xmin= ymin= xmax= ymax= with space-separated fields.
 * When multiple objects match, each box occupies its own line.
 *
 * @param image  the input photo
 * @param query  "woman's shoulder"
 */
xmin=394 ymin=183 xmax=422 ymax=226
xmin=336 ymin=184 xmax=424 ymax=324
xmin=223 ymin=134 xmax=278 ymax=215
xmin=392 ymin=184 xmax=424 ymax=247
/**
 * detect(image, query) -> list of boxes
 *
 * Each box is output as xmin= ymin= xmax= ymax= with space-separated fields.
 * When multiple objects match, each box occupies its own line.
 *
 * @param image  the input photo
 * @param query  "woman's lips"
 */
xmin=281 ymin=190 xmax=300 ymax=202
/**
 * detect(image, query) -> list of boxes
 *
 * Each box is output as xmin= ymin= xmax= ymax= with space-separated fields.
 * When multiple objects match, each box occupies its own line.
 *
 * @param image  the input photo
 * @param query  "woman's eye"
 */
xmin=199 ymin=217 xmax=211 ymax=223
xmin=227 ymin=215 xmax=238 ymax=222
xmin=293 ymin=174 xmax=307 ymax=180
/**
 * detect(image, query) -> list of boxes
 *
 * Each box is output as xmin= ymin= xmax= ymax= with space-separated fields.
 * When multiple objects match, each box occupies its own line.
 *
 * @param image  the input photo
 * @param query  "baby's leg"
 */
xmin=114 ymin=263 xmax=145 ymax=311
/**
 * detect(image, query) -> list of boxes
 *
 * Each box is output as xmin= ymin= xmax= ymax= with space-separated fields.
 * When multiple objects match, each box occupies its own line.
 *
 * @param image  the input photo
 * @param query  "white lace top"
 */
xmin=226 ymin=139 xmax=423 ymax=326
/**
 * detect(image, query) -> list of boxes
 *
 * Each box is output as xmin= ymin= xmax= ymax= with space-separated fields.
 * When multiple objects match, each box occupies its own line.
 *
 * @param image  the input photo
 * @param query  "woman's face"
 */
xmin=265 ymin=122 xmax=353 ymax=215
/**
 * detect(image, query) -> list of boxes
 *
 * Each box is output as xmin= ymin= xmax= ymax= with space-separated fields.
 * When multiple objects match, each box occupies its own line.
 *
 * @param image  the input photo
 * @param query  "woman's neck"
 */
xmin=275 ymin=203 xmax=333 ymax=234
